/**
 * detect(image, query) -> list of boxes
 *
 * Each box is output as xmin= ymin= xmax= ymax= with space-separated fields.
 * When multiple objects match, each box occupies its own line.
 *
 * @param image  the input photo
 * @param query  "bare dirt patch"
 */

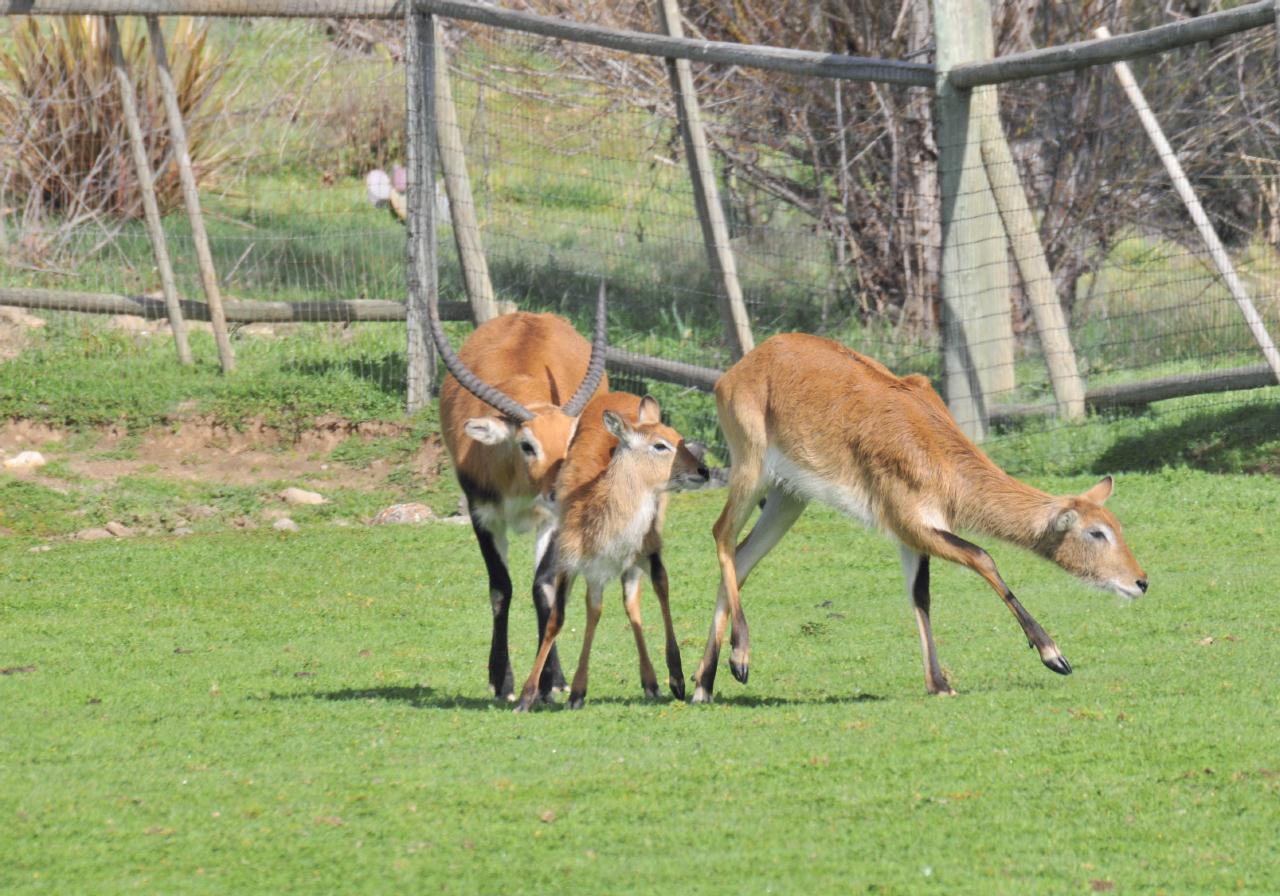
xmin=1 ymin=415 xmax=444 ymax=493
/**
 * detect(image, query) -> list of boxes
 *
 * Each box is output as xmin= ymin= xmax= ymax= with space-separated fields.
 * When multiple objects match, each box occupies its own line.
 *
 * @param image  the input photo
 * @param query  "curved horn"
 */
xmin=561 ymin=280 xmax=609 ymax=417
xmin=427 ymin=288 xmax=534 ymax=424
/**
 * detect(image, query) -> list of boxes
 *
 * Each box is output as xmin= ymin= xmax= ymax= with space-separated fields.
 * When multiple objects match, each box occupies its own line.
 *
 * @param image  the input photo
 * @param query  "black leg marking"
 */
xmin=696 ymin=646 xmax=720 ymax=697
xmin=936 ymin=528 xmax=1071 ymax=677
xmin=471 ymin=512 xmax=514 ymax=700
xmin=912 ymin=554 xmax=931 ymax=612
xmin=649 ymin=552 xmax=685 ymax=701
xmin=533 ymin=535 xmax=566 ymax=695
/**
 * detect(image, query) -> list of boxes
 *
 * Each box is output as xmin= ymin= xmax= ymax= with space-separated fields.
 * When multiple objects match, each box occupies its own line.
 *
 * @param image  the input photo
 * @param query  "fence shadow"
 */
xmin=282 ymin=354 xmax=408 ymax=401
xmin=1093 ymin=401 xmax=1280 ymax=474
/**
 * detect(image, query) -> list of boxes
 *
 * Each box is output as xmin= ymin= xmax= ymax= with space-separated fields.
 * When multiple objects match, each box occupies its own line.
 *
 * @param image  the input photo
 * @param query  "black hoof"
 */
xmin=491 ymin=666 xmax=514 ymax=701
xmin=730 ymin=660 xmax=749 ymax=685
xmin=1044 ymin=654 xmax=1072 ymax=676
xmin=567 ymin=692 xmax=585 ymax=710
xmin=669 ymin=677 xmax=686 ymax=701
xmin=642 ymin=683 xmax=660 ymax=700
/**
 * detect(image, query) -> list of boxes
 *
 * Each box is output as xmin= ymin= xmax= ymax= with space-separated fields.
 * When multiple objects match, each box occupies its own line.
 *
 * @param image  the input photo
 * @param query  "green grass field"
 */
xmin=3 ymin=470 xmax=1278 ymax=894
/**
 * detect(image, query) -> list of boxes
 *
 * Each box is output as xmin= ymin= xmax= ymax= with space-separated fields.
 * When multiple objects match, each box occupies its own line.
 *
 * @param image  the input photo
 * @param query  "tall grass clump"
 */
xmin=0 ymin=16 xmax=229 ymax=260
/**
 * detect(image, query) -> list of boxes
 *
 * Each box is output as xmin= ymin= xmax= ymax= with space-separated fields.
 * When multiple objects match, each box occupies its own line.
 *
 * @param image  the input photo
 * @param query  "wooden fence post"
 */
xmin=933 ymin=0 xmax=1014 ymax=441
xmin=1097 ymin=26 xmax=1280 ymax=384
xmin=105 ymin=15 xmax=192 ymax=366
xmin=655 ymin=0 xmax=754 ymax=360
xmin=433 ymin=20 xmax=498 ymax=324
xmin=980 ymin=118 xmax=1085 ymax=420
xmin=405 ymin=5 xmax=438 ymax=412
xmin=146 ymin=16 xmax=234 ymax=373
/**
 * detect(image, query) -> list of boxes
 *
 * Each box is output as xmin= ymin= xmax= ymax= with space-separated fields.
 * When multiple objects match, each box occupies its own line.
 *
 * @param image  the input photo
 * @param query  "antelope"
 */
xmin=432 ymin=283 xmax=608 ymax=701
xmin=513 ymin=392 xmax=709 ymax=712
xmin=692 ymin=333 xmax=1148 ymax=701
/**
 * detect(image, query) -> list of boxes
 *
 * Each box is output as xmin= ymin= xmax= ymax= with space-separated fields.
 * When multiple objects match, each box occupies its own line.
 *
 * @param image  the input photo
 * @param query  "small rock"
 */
xmin=279 ymin=487 xmax=326 ymax=506
xmin=105 ymin=521 xmax=134 ymax=538
xmin=76 ymin=527 xmax=114 ymax=541
xmin=183 ymin=504 xmax=218 ymax=519
xmin=3 ymin=450 xmax=46 ymax=472
xmin=172 ymin=527 xmax=195 ymax=537
xmin=370 ymin=503 xmax=435 ymax=525
xmin=272 ymin=517 xmax=300 ymax=532
xmin=29 ymin=544 xmax=52 ymax=553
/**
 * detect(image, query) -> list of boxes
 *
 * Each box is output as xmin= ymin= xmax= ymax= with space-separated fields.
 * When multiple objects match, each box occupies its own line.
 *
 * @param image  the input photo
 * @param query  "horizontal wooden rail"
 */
xmin=1 ymin=286 xmax=724 ymax=389
xmin=0 ymin=286 xmax=469 ymax=323
xmin=991 ymin=363 xmax=1278 ymax=425
xmin=0 ymin=0 xmax=934 ymax=86
xmin=951 ymin=0 xmax=1274 ymax=88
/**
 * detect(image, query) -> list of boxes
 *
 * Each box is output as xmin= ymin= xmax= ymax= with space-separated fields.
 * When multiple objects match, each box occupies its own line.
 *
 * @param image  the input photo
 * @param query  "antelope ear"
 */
xmin=1053 ymin=508 xmax=1079 ymax=533
xmin=1081 ymin=475 xmax=1114 ymax=505
xmin=637 ymin=395 xmax=661 ymax=425
xmin=603 ymin=410 xmax=630 ymax=441
xmin=464 ymin=416 xmax=511 ymax=446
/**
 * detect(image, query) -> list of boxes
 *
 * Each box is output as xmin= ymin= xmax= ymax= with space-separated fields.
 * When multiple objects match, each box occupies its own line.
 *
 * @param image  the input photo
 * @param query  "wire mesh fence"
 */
xmin=2 ymin=6 xmax=1278 ymax=476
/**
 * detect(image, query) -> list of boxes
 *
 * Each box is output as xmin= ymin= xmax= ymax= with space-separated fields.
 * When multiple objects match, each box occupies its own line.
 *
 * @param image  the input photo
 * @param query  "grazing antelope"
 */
xmin=692 ymin=333 xmax=1148 ymax=701
xmin=513 ymin=392 xmax=709 ymax=712
xmin=432 ymin=284 xmax=608 ymax=701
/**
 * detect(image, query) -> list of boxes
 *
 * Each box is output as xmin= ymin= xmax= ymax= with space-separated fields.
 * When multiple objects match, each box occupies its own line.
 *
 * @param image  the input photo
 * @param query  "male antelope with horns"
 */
xmin=692 ymin=334 xmax=1148 ymax=701
xmin=431 ymin=283 xmax=608 ymax=701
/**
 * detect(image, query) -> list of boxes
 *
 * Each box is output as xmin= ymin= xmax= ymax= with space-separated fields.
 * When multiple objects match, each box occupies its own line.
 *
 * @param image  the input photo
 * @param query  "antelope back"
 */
xmin=440 ymin=312 xmax=610 ymax=497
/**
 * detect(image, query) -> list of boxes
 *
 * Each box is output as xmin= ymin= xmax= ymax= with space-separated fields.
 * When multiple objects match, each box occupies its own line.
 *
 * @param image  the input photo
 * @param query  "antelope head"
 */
xmin=430 ymin=281 xmax=609 ymax=493
xmin=1043 ymin=476 xmax=1149 ymax=599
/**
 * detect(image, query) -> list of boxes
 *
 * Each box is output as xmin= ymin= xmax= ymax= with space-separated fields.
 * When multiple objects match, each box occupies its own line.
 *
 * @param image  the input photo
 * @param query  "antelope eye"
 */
xmin=519 ymin=441 xmax=537 ymax=458
xmin=1088 ymin=528 xmax=1107 ymax=542
xmin=652 ymin=441 xmax=672 ymax=453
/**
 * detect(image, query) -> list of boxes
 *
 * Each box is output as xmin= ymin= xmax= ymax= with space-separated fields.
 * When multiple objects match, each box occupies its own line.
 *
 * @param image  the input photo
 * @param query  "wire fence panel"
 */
xmin=2 ymin=7 xmax=1278 ymax=477
xmin=970 ymin=19 xmax=1280 ymax=473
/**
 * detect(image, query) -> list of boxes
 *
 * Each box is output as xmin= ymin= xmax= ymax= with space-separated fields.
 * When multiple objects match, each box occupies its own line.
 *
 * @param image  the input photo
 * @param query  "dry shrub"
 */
xmin=0 ymin=16 xmax=229 ymax=234
xmin=312 ymin=21 xmax=406 ymax=177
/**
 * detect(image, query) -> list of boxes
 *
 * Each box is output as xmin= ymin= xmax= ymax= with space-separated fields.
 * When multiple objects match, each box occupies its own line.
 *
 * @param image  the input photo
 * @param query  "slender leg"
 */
xmin=514 ymin=572 xmax=574 ymax=712
xmin=693 ymin=487 xmax=806 ymax=702
xmin=926 ymin=529 xmax=1072 ymax=676
xmin=470 ymin=512 xmax=514 ymax=700
xmin=568 ymin=580 xmax=605 ymax=710
xmin=532 ymin=523 xmax=566 ymax=693
xmin=899 ymin=545 xmax=954 ymax=695
xmin=648 ymin=552 xmax=685 ymax=700
xmin=622 ymin=565 xmax=661 ymax=699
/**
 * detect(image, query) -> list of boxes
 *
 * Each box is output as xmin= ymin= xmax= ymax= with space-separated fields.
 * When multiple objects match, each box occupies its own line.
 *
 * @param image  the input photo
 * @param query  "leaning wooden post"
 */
xmin=1097 ymin=26 xmax=1280 ymax=383
xmin=933 ymin=0 xmax=1015 ymax=441
xmin=432 ymin=20 xmax=498 ymax=324
xmin=404 ymin=5 xmax=438 ymax=412
xmin=655 ymin=0 xmax=754 ymax=360
xmin=980 ymin=119 xmax=1085 ymax=420
xmin=146 ymin=16 xmax=234 ymax=374
xmin=105 ymin=16 xmax=192 ymax=367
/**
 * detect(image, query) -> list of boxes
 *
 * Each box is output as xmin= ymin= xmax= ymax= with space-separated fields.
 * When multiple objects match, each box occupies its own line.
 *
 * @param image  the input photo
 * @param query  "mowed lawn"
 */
xmin=2 ymin=470 xmax=1277 ymax=894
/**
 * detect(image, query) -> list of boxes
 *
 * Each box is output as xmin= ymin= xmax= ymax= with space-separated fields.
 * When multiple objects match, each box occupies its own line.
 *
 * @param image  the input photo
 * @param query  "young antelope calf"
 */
xmin=693 ymin=333 xmax=1148 ymax=701
xmin=514 ymin=393 xmax=709 ymax=712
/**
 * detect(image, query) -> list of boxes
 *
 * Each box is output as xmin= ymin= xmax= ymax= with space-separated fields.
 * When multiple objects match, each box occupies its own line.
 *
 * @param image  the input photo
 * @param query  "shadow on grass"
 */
xmin=272 ymin=684 xmax=886 ymax=710
xmin=283 ymin=354 xmax=409 ymax=401
xmin=1092 ymin=402 xmax=1280 ymax=475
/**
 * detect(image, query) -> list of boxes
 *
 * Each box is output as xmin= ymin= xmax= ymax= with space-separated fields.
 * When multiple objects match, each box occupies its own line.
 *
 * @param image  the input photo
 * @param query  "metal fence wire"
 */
xmin=1 ymin=3 xmax=1278 ymax=475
